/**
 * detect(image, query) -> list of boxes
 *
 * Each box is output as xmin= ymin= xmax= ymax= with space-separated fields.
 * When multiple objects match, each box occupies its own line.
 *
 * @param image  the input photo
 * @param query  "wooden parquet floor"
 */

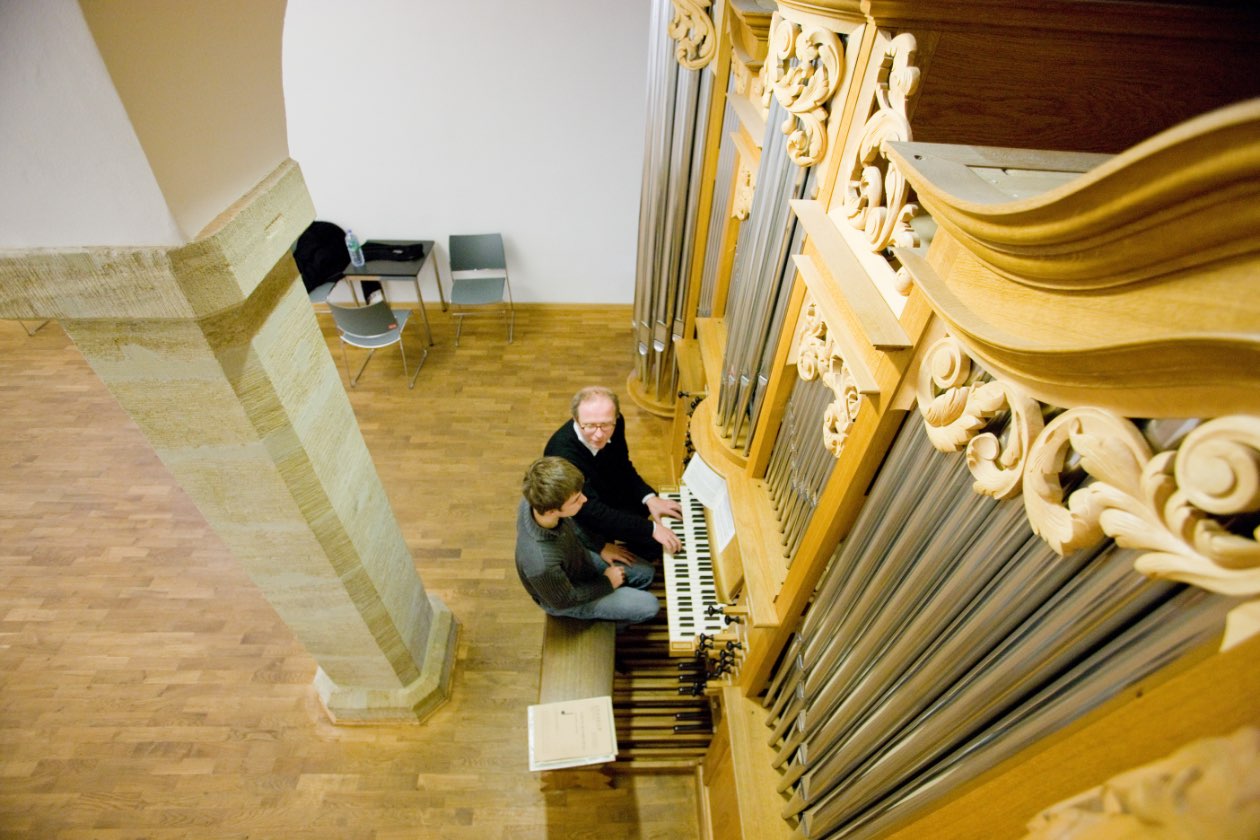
xmin=0 ymin=309 xmax=699 ymax=840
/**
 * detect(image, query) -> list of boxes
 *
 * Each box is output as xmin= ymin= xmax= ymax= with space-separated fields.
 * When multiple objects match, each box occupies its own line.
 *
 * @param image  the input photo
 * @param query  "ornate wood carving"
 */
xmin=711 ymin=3 xmax=774 ymax=147
xmin=842 ymin=33 xmax=922 ymax=266
xmin=732 ymin=56 xmax=769 ymax=120
xmin=669 ymin=0 xmax=717 ymax=70
xmin=916 ymin=336 xmax=1042 ymax=501
xmin=889 ymin=100 xmax=1260 ymax=421
xmin=1024 ymin=727 xmax=1260 ymax=839
xmin=887 ymin=102 xmax=1260 ymax=420
xmin=918 ymin=336 xmax=1260 ymax=598
xmin=889 ymin=102 xmax=1260 ymax=293
xmin=731 ymin=59 xmax=753 ymax=97
xmin=758 ymin=58 xmax=773 ymax=112
xmin=893 ymin=265 xmax=914 ymax=296
xmin=732 ymin=159 xmax=755 ymax=220
xmin=726 ymin=0 xmax=773 ymax=64
xmin=797 ymin=297 xmax=863 ymax=457
xmin=766 ymin=15 xmax=844 ymax=167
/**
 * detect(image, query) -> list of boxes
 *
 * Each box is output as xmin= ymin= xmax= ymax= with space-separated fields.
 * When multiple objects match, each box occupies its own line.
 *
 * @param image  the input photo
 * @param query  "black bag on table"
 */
xmin=362 ymin=241 xmax=427 ymax=262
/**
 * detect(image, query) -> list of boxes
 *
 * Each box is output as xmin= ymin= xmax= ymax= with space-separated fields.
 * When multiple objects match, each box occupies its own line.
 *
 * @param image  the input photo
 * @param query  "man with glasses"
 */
xmin=544 ymin=385 xmax=683 ymax=563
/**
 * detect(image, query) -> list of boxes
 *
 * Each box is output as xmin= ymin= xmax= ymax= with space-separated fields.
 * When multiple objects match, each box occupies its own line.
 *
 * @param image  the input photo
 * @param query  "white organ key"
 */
xmin=662 ymin=484 xmax=727 ymax=655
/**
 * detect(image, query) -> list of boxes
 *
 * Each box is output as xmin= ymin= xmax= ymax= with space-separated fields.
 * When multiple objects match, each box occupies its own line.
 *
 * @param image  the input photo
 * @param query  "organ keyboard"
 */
xmin=661 ymin=485 xmax=727 ymax=655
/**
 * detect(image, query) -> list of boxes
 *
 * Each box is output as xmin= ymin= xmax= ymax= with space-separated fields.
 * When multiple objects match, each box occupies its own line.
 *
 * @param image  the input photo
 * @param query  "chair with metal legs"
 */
xmin=326 ymin=300 xmax=424 ymax=389
xmin=448 ymin=233 xmax=514 ymax=346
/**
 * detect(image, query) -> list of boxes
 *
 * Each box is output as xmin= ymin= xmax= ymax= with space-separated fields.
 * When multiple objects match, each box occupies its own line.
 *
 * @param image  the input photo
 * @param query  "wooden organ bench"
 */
xmin=534 ymin=615 xmax=616 ymax=791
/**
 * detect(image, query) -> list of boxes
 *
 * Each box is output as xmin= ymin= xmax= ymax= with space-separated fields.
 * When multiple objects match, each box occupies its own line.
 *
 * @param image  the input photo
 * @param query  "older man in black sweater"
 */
xmin=543 ymin=386 xmax=683 ymax=562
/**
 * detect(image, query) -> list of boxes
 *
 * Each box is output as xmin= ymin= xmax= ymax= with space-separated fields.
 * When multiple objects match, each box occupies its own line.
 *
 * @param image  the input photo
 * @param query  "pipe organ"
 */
xmin=715 ymin=97 xmax=812 ymax=453
xmin=632 ymin=0 xmax=716 ymax=409
xmin=696 ymin=90 xmax=742 ymax=318
xmin=627 ymin=1 xmax=1260 ymax=837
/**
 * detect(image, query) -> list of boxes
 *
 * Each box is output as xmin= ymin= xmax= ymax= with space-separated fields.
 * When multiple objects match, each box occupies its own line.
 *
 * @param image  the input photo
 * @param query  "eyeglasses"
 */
xmin=577 ymin=422 xmax=616 ymax=433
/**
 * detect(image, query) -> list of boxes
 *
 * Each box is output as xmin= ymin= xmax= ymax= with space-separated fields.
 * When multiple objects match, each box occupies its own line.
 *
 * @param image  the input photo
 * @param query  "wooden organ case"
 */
xmin=628 ymin=1 xmax=1260 ymax=838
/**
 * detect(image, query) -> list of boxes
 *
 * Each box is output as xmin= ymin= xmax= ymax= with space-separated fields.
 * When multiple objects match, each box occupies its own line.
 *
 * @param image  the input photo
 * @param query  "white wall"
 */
xmin=80 ymin=0 xmax=290 ymax=241
xmin=0 ymin=0 xmax=183 ymax=248
xmin=283 ymin=0 xmax=651 ymax=304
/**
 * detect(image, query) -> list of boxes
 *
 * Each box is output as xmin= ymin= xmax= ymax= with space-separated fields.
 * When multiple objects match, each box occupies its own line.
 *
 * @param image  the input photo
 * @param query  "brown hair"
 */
xmin=522 ymin=456 xmax=585 ymax=513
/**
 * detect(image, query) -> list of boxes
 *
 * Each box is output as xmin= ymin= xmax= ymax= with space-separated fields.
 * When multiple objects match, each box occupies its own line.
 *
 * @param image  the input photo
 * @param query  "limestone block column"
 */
xmin=0 ymin=161 xmax=456 ymax=724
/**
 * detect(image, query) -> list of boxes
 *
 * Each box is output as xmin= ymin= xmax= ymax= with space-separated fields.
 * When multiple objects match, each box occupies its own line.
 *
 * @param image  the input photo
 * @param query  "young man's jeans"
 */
xmin=544 ymin=554 xmax=659 ymax=630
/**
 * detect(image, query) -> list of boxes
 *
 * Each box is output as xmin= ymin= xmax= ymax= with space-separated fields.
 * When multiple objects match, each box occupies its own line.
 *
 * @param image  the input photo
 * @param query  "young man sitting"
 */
xmin=515 ymin=456 xmax=659 ymax=630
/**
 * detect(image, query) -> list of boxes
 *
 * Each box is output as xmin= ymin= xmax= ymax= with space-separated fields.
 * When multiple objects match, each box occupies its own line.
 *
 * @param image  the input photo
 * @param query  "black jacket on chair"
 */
xmin=293 ymin=220 xmax=350 ymax=292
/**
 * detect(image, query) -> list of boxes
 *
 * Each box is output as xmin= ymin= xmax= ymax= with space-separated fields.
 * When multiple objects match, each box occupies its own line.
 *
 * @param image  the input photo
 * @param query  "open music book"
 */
xmin=682 ymin=454 xmax=736 ymax=552
xmin=527 ymin=695 xmax=617 ymax=771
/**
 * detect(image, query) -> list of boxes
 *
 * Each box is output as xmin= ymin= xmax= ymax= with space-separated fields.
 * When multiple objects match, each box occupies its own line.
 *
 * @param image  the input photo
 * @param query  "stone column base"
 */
xmin=313 ymin=595 xmax=459 ymax=724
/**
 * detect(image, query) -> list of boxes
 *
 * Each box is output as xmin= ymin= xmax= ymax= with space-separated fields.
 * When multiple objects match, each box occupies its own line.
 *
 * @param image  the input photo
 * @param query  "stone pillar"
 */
xmin=0 ymin=161 xmax=456 ymax=723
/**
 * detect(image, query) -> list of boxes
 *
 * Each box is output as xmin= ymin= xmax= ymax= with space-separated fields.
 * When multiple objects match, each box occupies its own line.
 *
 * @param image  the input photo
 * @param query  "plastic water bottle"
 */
xmin=345 ymin=228 xmax=365 ymax=268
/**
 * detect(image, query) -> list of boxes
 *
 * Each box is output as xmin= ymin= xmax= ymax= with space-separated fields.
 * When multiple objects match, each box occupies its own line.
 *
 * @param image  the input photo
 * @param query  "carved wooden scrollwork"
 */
xmin=766 ymin=16 xmax=844 ymax=168
xmin=797 ymin=298 xmax=862 ymax=457
xmin=917 ymin=337 xmax=1043 ymax=500
xmin=1024 ymin=727 xmax=1260 ymax=840
xmin=1023 ymin=407 xmax=1157 ymax=555
xmin=894 ymin=266 xmax=914 ymax=296
xmin=734 ymin=59 xmax=769 ymax=123
xmin=1134 ymin=418 xmax=1260 ymax=590
xmin=732 ymin=59 xmax=767 ymax=104
xmin=1025 ymin=411 xmax=1260 ymax=595
xmin=733 ymin=60 xmax=752 ymax=96
xmin=822 ymin=367 xmax=861 ymax=457
xmin=844 ymin=33 xmax=922 ymax=269
xmin=669 ymin=0 xmax=716 ymax=70
xmin=758 ymin=58 xmax=773 ymax=112
xmin=732 ymin=160 xmax=755 ymax=220
xmin=917 ymin=335 xmax=1260 ymax=597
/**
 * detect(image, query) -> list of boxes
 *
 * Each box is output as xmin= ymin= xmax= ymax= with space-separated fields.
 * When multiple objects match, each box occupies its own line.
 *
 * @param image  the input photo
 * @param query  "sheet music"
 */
xmin=527 ymin=695 xmax=617 ymax=771
xmin=681 ymin=454 xmax=735 ymax=551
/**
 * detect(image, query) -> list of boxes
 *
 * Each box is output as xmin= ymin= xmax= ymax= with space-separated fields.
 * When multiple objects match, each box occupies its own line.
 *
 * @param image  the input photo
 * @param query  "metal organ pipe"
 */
xmin=758 ymin=417 xmax=1238 ymax=839
xmin=698 ymin=84 xmax=741 ymax=317
xmin=716 ymin=98 xmax=810 ymax=449
xmin=632 ymin=0 xmax=712 ymax=404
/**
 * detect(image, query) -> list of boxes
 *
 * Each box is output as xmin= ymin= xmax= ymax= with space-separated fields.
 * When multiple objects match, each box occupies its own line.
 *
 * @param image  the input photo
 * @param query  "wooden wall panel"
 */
xmin=909 ymin=29 xmax=1260 ymax=153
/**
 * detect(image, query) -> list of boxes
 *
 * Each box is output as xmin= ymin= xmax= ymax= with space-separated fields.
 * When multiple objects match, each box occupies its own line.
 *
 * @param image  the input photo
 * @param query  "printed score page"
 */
xmin=527 ymin=695 xmax=617 ymax=771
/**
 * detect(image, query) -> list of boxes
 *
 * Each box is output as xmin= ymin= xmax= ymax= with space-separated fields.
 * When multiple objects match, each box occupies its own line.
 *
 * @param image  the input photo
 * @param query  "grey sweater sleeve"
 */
xmin=515 ymin=501 xmax=612 ymax=610
xmin=524 ymin=543 xmax=612 ymax=610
